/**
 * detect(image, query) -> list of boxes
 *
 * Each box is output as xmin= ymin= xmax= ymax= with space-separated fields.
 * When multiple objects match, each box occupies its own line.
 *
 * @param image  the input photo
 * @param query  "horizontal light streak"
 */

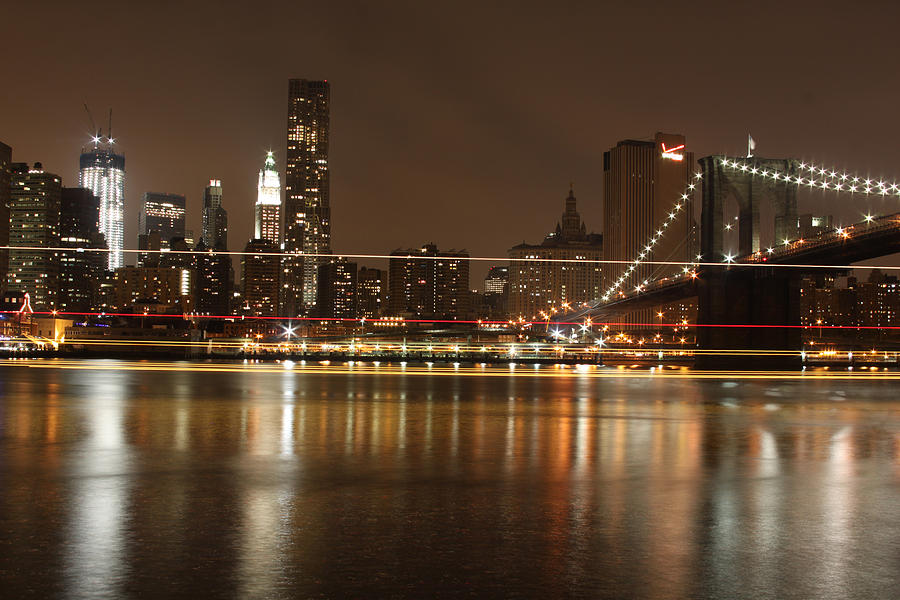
xmin=0 ymin=244 xmax=897 ymax=272
xmin=6 ymin=360 xmax=900 ymax=380
xmin=7 ymin=310 xmax=900 ymax=329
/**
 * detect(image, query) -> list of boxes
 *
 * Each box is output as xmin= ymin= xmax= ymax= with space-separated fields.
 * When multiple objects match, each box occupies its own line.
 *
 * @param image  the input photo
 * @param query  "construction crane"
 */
xmin=84 ymin=103 xmax=101 ymax=147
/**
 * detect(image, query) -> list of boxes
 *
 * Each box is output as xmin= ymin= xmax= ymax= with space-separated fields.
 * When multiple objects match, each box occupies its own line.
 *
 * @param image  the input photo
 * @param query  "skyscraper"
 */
xmin=388 ymin=243 xmax=470 ymax=320
xmin=0 ymin=141 xmax=11 ymax=295
xmin=7 ymin=162 xmax=61 ymax=310
xmin=285 ymin=79 xmax=331 ymax=316
xmin=357 ymin=267 xmax=385 ymax=319
xmin=602 ymin=132 xmax=695 ymax=295
xmin=602 ymin=132 xmax=695 ymax=328
xmin=79 ymin=139 xmax=125 ymax=270
xmin=242 ymin=239 xmax=280 ymax=317
xmin=316 ymin=259 xmax=357 ymax=319
xmin=255 ymin=152 xmax=281 ymax=243
xmin=194 ymin=239 xmax=233 ymax=316
xmin=201 ymin=179 xmax=228 ymax=250
xmin=140 ymin=192 xmax=186 ymax=249
xmin=58 ymin=187 xmax=105 ymax=312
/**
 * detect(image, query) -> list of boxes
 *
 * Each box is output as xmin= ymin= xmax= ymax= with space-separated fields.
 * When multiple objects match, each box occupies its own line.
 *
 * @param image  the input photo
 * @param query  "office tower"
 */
xmin=58 ymin=187 xmax=106 ymax=312
xmin=201 ymin=179 xmax=228 ymax=250
xmin=602 ymin=132 xmax=695 ymax=295
xmin=357 ymin=267 xmax=385 ymax=319
xmin=194 ymin=239 xmax=233 ymax=316
xmin=0 ymin=141 xmax=11 ymax=295
xmin=285 ymin=78 xmax=331 ymax=316
xmin=316 ymin=258 xmax=357 ymax=319
xmin=79 ymin=139 xmax=125 ymax=270
xmin=482 ymin=266 xmax=510 ymax=319
xmin=242 ymin=239 xmax=280 ymax=317
xmin=484 ymin=266 xmax=509 ymax=295
xmin=388 ymin=243 xmax=470 ymax=320
xmin=140 ymin=192 xmax=186 ymax=249
xmin=7 ymin=163 xmax=62 ymax=310
xmin=508 ymin=188 xmax=602 ymax=319
xmin=255 ymin=152 xmax=281 ymax=243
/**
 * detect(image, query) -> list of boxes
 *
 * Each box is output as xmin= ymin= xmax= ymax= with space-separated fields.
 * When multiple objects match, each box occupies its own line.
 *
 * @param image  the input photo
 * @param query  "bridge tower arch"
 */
xmin=699 ymin=156 xmax=800 ymax=260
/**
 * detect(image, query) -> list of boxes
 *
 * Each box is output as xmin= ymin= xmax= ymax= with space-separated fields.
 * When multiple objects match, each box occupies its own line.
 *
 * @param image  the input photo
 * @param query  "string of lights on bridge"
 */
xmin=721 ymin=157 xmax=900 ymax=197
xmin=599 ymin=172 xmax=703 ymax=302
xmin=603 ymin=156 xmax=900 ymax=302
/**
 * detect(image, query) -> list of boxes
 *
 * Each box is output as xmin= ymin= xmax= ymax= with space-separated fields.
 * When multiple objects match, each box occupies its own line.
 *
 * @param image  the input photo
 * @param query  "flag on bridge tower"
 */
xmin=747 ymin=135 xmax=756 ymax=158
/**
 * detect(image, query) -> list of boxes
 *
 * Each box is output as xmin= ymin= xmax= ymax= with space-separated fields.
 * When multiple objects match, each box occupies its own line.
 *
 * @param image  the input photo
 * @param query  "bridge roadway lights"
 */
xmin=696 ymin=267 xmax=802 ymax=370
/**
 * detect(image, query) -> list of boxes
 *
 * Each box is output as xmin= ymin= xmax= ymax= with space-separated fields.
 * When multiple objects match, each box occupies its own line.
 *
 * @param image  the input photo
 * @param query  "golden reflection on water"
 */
xmin=0 ymin=359 xmax=898 ymax=598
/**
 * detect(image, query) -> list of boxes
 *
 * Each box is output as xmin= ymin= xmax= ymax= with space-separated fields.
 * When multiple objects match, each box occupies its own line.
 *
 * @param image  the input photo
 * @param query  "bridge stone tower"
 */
xmin=699 ymin=155 xmax=800 ymax=260
xmin=696 ymin=156 xmax=803 ymax=368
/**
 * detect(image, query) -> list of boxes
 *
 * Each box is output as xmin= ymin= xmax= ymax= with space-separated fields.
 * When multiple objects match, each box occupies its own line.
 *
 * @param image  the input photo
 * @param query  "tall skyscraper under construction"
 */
xmin=79 ymin=136 xmax=125 ymax=270
xmin=284 ymin=79 xmax=331 ymax=316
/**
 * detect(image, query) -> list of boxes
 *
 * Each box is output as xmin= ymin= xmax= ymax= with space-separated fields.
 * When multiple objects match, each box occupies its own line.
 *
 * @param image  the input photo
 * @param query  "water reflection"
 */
xmin=0 ymin=360 xmax=897 ymax=599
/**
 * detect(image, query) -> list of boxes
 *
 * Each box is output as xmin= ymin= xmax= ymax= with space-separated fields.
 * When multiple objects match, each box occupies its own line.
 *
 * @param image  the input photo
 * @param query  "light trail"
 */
xmin=7 ymin=309 xmax=900 ymax=330
xmin=1 ymin=244 xmax=898 ymax=272
xmin=5 ymin=359 xmax=900 ymax=380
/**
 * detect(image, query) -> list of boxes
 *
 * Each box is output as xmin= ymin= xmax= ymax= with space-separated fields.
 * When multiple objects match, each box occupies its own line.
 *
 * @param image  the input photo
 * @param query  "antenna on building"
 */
xmin=108 ymin=108 xmax=114 ymax=144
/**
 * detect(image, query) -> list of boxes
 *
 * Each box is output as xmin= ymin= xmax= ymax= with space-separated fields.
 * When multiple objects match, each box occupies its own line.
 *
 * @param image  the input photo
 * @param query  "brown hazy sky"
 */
xmin=3 ymin=0 xmax=900 ymax=280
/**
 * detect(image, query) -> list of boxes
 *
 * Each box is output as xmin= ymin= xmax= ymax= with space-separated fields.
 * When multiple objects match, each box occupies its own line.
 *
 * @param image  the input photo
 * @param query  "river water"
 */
xmin=0 ymin=359 xmax=897 ymax=599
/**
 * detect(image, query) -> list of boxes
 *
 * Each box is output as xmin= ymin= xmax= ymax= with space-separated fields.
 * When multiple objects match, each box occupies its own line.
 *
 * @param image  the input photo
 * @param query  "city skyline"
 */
xmin=4 ymin=2 xmax=899 ymax=282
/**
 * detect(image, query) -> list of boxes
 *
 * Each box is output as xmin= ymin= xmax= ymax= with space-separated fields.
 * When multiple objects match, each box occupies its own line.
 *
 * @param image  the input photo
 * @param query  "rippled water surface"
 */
xmin=0 ymin=359 xmax=898 ymax=599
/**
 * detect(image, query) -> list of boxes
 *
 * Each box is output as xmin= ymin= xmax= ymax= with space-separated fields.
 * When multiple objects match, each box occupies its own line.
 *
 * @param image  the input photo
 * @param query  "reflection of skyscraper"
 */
xmin=79 ymin=140 xmax=125 ymax=270
xmin=285 ymin=79 xmax=330 ymax=316
xmin=202 ymin=179 xmax=228 ymax=250
xmin=255 ymin=152 xmax=281 ymax=243
xmin=140 ymin=192 xmax=186 ymax=249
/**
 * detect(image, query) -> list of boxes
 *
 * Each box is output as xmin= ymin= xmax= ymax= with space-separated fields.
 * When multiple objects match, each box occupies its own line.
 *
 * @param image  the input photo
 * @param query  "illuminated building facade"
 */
xmin=113 ymin=266 xmax=194 ymax=312
xmin=58 ymin=187 xmax=105 ymax=312
xmin=6 ymin=163 xmax=62 ymax=311
xmin=508 ymin=188 xmax=602 ymax=319
xmin=255 ymin=152 xmax=281 ymax=243
xmin=316 ymin=259 xmax=357 ymax=319
xmin=801 ymin=271 xmax=900 ymax=329
xmin=202 ymin=179 xmax=228 ymax=250
xmin=388 ymin=243 xmax=470 ymax=320
xmin=242 ymin=239 xmax=280 ymax=317
xmin=140 ymin=192 xmax=186 ymax=249
xmin=79 ymin=142 xmax=125 ymax=270
xmin=357 ymin=267 xmax=385 ymax=319
xmin=284 ymin=79 xmax=331 ymax=316
xmin=0 ymin=141 xmax=11 ymax=295
xmin=484 ymin=266 xmax=509 ymax=295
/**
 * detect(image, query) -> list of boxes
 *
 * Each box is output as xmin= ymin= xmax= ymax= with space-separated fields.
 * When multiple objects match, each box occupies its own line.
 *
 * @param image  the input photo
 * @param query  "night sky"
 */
xmin=3 ymin=1 xmax=900 ymax=281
